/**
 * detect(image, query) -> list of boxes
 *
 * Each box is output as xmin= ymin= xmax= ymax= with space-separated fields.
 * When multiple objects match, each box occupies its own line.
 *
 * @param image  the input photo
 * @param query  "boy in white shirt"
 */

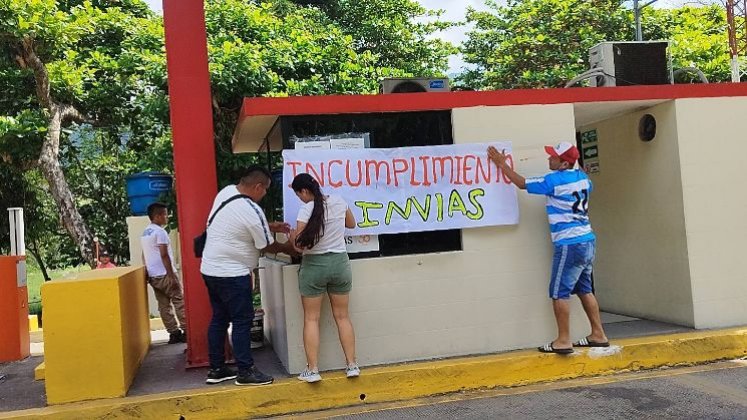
xmin=141 ymin=202 xmax=187 ymax=344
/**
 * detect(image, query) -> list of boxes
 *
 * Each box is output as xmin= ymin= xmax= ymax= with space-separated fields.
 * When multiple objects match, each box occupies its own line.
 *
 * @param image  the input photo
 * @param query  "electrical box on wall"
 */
xmin=589 ymin=41 xmax=671 ymax=87
xmin=380 ymin=77 xmax=450 ymax=94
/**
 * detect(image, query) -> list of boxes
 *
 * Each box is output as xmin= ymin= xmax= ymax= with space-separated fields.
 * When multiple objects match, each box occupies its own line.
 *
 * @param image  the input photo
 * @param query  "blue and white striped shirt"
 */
xmin=526 ymin=169 xmax=595 ymax=246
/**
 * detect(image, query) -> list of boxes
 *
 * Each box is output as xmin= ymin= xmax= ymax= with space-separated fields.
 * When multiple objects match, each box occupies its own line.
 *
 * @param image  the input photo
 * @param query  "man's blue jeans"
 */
xmin=202 ymin=274 xmax=254 ymax=372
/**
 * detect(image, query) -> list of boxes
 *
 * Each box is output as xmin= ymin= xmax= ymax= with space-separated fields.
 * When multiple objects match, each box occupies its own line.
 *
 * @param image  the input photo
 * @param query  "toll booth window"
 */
xmin=279 ymin=111 xmax=462 ymax=258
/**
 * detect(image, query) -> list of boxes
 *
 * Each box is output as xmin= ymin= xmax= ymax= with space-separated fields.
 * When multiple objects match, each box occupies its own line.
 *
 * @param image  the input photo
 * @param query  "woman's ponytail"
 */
xmin=292 ymin=173 xmax=326 ymax=249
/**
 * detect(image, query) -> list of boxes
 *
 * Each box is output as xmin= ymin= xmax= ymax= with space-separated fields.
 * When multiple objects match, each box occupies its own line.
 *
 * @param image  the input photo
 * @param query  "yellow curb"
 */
xmin=34 ymin=362 xmax=45 ymax=381
xmin=287 ymin=360 xmax=747 ymax=420
xmin=2 ymin=327 xmax=746 ymax=420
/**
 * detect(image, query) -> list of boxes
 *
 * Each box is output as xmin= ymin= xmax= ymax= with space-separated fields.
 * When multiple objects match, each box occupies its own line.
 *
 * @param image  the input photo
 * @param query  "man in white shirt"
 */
xmin=200 ymin=165 xmax=294 ymax=386
xmin=141 ymin=202 xmax=187 ymax=344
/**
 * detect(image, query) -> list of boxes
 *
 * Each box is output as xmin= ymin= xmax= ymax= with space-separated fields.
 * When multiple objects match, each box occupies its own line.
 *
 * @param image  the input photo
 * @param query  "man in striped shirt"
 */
xmin=488 ymin=142 xmax=608 ymax=354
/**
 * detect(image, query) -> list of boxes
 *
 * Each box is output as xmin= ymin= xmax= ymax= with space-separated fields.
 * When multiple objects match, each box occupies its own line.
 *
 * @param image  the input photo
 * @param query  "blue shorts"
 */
xmin=549 ymin=240 xmax=595 ymax=299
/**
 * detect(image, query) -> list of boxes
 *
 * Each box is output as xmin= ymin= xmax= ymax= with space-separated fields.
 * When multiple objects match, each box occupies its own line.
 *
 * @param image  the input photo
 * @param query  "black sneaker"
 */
xmin=235 ymin=365 xmax=274 ymax=386
xmin=206 ymin=366 xmax=237 ymax=384
xmin=168 ymin=330 xmax=184 ymax=344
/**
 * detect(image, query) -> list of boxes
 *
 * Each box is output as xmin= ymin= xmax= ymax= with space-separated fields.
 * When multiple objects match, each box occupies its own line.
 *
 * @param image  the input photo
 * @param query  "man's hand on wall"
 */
xmin=268 ymin=222 xmax=291 ymax=234
xmin=488 ymin=146 xmax=507 ymax=167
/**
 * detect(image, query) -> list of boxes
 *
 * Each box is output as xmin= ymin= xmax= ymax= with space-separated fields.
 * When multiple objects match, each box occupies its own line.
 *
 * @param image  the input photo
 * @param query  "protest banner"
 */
xmin=282 ymin=142 xmax=519 ymax=235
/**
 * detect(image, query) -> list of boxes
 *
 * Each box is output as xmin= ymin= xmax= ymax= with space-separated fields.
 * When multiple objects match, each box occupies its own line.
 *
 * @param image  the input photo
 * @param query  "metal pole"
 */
xmin=7 ymin=208 xmax=25 ymax=256
xmin=634 ymin=0 xmax=642 ymax=41
xmin=163 ymin=0 xmax=219 ymax=367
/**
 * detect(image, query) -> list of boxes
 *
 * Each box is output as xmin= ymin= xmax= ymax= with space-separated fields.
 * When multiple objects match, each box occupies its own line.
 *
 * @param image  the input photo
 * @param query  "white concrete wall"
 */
xmin=259 ymin=258 xmax=289 ymax=368
xmin=263 ymin=104 xmax=595 ymax=374
xmin=675 ymin=97 xmax=747 ymax=328
xmin=580 ymin=102 xmax=695 ymax=326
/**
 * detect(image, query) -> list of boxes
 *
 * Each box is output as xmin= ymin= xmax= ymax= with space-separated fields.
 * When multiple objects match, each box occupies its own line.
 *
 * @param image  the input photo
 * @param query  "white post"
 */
xmin=8 ymin=207 xmax=25 ymax=256
xmin=731 ymin=55 xmax=741 ymax=82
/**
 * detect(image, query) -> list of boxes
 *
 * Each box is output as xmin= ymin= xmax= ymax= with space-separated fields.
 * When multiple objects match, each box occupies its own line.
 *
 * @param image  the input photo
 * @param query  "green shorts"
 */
xmin=298 ymin=252 xmax=352 ymax=297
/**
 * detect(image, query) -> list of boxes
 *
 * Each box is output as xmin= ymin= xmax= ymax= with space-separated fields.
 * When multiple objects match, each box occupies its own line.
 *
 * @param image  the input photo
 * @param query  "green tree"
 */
xmin=2 ymin=0 xmax=448 ymax=266
xmin=0 ymin=166 xmax=79 ymax=278
xmin=0 ymin=0 xmax=162 ymax=266
xmin=642 ymin=5 xmax=731 ymax=83
xmin=461 ymin=0 xmax=632 ymax=89
xmin=327 ymin=0 xmax=457 ymax=75
xmin=290 ymin=0 xmax=457 ymax=75
xmin=203 ymin=0 xmax=411 ymax=186
xmin=460 ymin=0 xmax=732 ymax=89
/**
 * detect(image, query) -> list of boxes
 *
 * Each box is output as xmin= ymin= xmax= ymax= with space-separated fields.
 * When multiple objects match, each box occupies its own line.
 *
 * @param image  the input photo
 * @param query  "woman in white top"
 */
xmin=290 ymin=173 xmax=359 ymax=383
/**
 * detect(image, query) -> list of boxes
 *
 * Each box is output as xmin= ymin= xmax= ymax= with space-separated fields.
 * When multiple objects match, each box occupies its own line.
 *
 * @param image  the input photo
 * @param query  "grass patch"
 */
xmin=26 ymin=259 xmax=90 ymax=315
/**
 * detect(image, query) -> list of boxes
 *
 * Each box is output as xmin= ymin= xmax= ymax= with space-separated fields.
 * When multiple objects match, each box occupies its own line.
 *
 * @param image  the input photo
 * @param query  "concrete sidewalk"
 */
xmin=1 ymin=327 xmax=745 ymax=419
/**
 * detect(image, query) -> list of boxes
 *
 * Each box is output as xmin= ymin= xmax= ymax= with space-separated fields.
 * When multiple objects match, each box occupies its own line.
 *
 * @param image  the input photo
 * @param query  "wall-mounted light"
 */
xmin=639 ymin=114 xmax=657 ymax=142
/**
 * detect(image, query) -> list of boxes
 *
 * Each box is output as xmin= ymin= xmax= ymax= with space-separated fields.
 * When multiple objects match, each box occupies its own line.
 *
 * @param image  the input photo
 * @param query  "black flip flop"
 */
xmin=538 ymin=343 xmax=574 ymax=354
xmin=573 ymin=337 xmax=610 ymax=348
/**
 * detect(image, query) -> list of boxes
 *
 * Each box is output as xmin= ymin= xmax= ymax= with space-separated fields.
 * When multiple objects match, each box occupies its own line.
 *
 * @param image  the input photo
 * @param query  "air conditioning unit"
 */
xmin=589 ymin=41 xmax=671 ymax=87
xmin=380 ymin=77 xmax=450 ymax=94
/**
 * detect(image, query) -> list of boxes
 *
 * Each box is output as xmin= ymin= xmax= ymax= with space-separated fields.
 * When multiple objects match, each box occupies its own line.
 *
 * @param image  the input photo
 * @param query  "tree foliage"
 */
xmin=291 ymin=0 xmax=456 ymax=75
xmin=642 ymin=5 xmax=731 ymax=83
xmin=0 ymin=167 xmax=80 ymax=272
xmin=0 ymin=0 xmax=452 ymax=267
xmin=461 ymin=0 xmax=733 ymax=89
xmin=0 ymin=0 xmax=168 ymax=267
xmin=204 ymin=0 xmax=412 ymax=188
xmin=461 ymin=0 xmax=632 ymax=89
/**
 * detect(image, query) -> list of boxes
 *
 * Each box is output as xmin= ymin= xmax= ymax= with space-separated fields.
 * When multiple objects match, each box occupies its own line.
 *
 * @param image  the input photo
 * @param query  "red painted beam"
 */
xmin=239 ymin=82 xmax=747 ymax=119
xmin=162 ymin=0 xmax=216 ymax=367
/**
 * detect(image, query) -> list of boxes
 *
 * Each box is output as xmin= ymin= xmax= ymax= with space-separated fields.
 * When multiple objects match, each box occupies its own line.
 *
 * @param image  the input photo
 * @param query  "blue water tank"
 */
xmin=125 ymin=172 xmax=173 ymax=216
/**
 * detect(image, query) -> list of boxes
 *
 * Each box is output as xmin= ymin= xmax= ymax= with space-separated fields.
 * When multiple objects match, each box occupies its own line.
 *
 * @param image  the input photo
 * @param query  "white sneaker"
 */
xmin=297 ymin=367 xmax=321 ymax=383
xmin=345 ymin=363 xmax=360 ymax=378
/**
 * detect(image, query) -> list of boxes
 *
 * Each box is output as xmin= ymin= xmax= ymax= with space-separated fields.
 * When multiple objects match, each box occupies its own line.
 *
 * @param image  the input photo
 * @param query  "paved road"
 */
xmin=286 ymin=360 xmax=747 ymax=419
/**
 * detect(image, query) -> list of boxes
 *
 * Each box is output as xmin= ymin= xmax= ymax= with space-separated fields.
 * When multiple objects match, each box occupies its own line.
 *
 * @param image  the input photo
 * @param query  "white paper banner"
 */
xmin=282 ymin=142 xmax=519 ymax=235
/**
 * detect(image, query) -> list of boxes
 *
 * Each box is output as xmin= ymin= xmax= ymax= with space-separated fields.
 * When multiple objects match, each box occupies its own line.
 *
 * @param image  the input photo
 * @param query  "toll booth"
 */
xmin=226 ymin=84 xmax=747 ymax=374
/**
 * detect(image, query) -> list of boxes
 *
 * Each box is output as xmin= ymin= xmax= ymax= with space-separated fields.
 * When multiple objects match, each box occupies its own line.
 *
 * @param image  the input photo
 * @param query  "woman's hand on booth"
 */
xmin=261 ymin=238 xmax=300 ymax=257
xmin=288 ymin=227 xmax=305 ymax=255
xmin=281 ymin=239 xmax=300 ymax=257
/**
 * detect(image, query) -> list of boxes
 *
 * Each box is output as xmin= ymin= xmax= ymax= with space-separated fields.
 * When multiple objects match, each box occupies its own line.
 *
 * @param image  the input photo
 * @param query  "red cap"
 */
xmin=544 ymin=142 xmax=580 ymax=165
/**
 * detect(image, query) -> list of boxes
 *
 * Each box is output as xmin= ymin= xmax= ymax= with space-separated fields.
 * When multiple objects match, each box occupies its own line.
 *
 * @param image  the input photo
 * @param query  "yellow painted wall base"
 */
xmin=28 ymin=315 xmax=39 ymax=332
xmin=2 ymin=327 xmax=746 ymax=419
xmin=40 ymin=266 xmax=150 ymax=405
xmin=34 ymin=362 xmax=45 ymax=381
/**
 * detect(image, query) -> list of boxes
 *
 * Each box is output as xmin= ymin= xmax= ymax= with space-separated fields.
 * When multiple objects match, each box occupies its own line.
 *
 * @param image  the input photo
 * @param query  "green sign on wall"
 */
xmin=583 ymin=145 xmax=598 ymax=159
xmin=581 ymin=129 xmax=597 ymax=144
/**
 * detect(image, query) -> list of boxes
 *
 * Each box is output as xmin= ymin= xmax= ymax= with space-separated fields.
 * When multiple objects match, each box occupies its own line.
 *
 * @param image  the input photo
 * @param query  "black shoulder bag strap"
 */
xmin=206 ymin=194 xmax=251 ymax=227
xmin=194 ymin=194 xmax=251 ymax=258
